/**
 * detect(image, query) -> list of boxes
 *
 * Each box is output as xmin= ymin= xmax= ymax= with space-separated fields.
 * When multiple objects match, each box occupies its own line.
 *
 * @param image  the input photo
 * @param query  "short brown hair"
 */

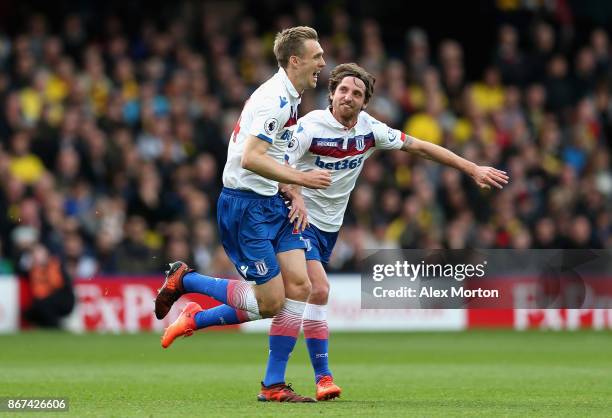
xmin=328 ymin=63 xmax=376 ymax=104
xmin=273 ymin=26 xmax=319 ymax=69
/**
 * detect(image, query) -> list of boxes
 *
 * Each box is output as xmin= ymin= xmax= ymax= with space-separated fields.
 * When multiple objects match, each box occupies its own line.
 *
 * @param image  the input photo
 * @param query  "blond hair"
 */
xmin=273 ymin=26 xmax=319 ymax=69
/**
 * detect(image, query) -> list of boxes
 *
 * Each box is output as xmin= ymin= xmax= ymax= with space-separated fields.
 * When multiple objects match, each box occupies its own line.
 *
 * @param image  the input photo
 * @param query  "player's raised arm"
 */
xmin=241 ymin=134 xmax=331 ymax=189
xmin=400 ymin=136 xmax=509 ymax=189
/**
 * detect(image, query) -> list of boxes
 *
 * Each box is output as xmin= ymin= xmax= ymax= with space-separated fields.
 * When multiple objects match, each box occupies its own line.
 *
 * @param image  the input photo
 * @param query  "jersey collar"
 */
xmin=325 ymin=107 xmax=361 ymax=131
xmin=278 ymin=67 xmax=301 ymax=99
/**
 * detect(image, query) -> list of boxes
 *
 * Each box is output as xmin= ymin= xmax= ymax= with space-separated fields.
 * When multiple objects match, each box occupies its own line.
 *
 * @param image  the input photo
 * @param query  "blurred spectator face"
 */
xmin=5 ymin=175 xmax=26 ymax=203
xmin=441 ymin=168 xmax=461 ymax=188
xmin=361 ymin=158 xmax=383 ymax=185
xmin=415 ymin=182 xmax=434 ymax=205
xmin=401 ymin=197 xmax=421 ymax=220
xmin=425 ymin=92 xmax=443 ymax=116
xmin=108 ymin=35 xmax=128 ymax=58
xmin=591 ymin=29 xmax=608 ymax=54
xmin=31 ymin=244 xmax=50 ymax=266
xmin=499 ymin=25 xmax=518 ymax=52
xmin=62 ymin=108 xmax=81 ymax=136
xmin=296 ymin=4 xmax=314 ymax=26
xmin=352 ymin=184 xmax=373 ymax=214
xmin=43 ymin=37 xmax=63 ymax=64
xmin=504 ymin=86 xmax=521 ymax=109
xmin=195 ymin=154 xmax=217 ymax=183
xmin=539 ymin=117 xmax=560 ymax=149
xmin=57 ymin=57 xmax=75 ymax=80
xmin=125 ymin=216 xmax=147 ymax=243
xmin=193 ymin=220 xmax=215 ymax=245
xmin=57 ymin=147 xmax=80 ymax=179
xmin=526 ymin=84 xmax=546 ymax=109
xmin=570 ymin=216 xmax=591 ymax=246
xmin=153 ymin=116 xmax=171 ymax=137
xmin=548 ymin=55 xmax=568 ymax=78
xmin=511 ymin=229 xmax=532 ymax=249
xmin=165 ymin=221 xmax=189 ymax=241
xmin=166 ymin=238 xmax=190 ymax=262
xmin=381 ymin=189 xmax=401 ymax=216
xmin=575 ymin=48 xmax=596 ymax=75
xmin=332 ymin=10 xmax=350 ymax=34
xmin=444 ymin=63 xmax=463 ymax=88
xmin=64 ymin=14 xmax=84 ymax=41
xmin=560 ymin=165 xmax=577 ymax=187
xmin=576 ymin=98 xmax=595 ymax=122
xmin=484 ymin=67 xmax=501 ymax=86
xmin=64 ymin=233 xmax=84 ymax=259
xmin=96 ymin=229 xmax=116 ymax=254
xmin=114 ymin=58 xmax=134 ymax=82
xmin=11 ymin=131 xmax=31 ymax=156
xmin=175 ymin=119 xmax=193 ymax=142
xmin=19 ymin=198 xmax=41 ymax=226
xmin=186 ymin=191 xmax=210 ymax=219
xmin=29 ymin=14 xmax=47 ymax=38
xmin=423 ymin=67 xmax=440 ymax=90
xmin=33 ymin=172 xmax=55 ymax=200
xmin=439 ymin=39 xmax=463 ymax=67
xmin=144 ymin=57 xmax=165 ymax=82
xmin=476 ymin=224 xmax=496 ymax=247
xmin=147 ymin=31 xmax=169 ymax=57
xmin=407 ymin=28 xmax=429 ymax=62
xmin=448 ymin=188 xmax=468 ymax=212
xmin=447 ymin=220 xmax=468 ymax=249
xmin=535 ymin=218 xmax=556 ymax=245
xmin=534 ymin=22 xmax=555 ymax=52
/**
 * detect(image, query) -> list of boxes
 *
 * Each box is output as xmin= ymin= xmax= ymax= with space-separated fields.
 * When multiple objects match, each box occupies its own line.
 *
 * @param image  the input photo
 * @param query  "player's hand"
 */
xmin=300 ymin=169 xmax=332 ymax=189
xmin=471 ymin=166 xmax=509 ymax=189
xmin=288 ymin=193 xmax=309 ymax=232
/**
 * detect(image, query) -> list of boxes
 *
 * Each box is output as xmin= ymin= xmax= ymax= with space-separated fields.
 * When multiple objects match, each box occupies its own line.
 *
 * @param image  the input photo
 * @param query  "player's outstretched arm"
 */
xmin=401 ymin=136 xmax=509 ymax=189
xmin=242 ymin=135 xmax=332 ymax=189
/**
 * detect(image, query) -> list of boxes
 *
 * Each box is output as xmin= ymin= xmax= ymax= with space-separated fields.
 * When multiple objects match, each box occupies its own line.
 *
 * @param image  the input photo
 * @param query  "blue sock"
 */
xmin=306 ymin=338 xmax=332 ymax=382
xmin=183 ymin=272 xmax=229 ymax=304
xmin=194 ymin=305 xmax=242 ymax=329
xmin=263 ymin=335 xmax=297 ymax=386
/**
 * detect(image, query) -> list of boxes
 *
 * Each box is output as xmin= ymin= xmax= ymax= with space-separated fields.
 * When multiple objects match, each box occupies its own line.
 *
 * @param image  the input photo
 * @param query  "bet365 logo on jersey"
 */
xmin=314 ymin=155 xmax=364 ymax=170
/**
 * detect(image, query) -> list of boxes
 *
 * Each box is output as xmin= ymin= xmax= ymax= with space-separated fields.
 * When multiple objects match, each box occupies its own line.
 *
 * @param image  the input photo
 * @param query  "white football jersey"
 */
xmin=223 ymin=67 xmax=301 ymax=196
xmin=286 ymin=108 xmax=407 ymax=232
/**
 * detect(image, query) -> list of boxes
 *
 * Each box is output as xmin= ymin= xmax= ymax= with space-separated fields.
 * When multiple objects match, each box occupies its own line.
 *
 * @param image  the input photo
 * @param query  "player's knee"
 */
xmin=259 ymin=298 xmax=284 ymax=318
xmin=309 ymin=281 xmax=329 ymax=305
xmin=288 ymin=278 xmax=311 ymax=301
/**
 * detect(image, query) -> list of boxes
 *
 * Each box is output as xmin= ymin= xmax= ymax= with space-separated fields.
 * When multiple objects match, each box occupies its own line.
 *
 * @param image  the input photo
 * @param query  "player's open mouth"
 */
xmin=313 ymin=71 xmax=320 ymax=82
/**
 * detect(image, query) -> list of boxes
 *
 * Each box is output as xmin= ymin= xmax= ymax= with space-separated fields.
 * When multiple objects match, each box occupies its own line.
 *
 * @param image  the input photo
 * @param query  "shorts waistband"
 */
xmin=221 ymin=187 xmax=278 ymax=200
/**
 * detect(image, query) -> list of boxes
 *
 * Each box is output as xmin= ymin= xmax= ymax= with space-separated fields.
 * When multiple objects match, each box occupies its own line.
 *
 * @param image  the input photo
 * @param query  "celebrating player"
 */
xmin=282 ymin=63 xmax=509 ymax=400
xmin=154 ymin=26 xmax=328 ymax=402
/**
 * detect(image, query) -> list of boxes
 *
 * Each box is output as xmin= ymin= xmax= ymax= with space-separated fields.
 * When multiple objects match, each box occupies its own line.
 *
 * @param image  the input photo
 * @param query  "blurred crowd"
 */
xmin=0 ymin=2 xmax=610 ymax=279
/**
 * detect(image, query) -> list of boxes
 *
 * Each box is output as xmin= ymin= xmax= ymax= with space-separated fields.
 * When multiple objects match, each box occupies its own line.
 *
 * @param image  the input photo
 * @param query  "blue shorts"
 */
xmin=301 ymin=224 xmax=339 ymax=266
xmin=217 ymin=187 xmax=306 ymax=285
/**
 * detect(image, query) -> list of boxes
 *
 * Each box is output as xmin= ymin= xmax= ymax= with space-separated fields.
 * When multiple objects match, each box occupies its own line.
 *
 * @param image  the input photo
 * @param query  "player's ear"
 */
xmin=289 ymin=55 xmax=300 ymax=67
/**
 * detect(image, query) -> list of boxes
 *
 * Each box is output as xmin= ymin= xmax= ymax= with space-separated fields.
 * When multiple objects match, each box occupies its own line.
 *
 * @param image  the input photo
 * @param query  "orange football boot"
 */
xmin=161 ymin=302 xmax=202 ymax=348
xmin=316 ymin=376 xmax=341 ymax=401
xmin=155 ymin=261 xmax=192 ymax=320
xmin=257 ymin=383 xmax=316 ymax=403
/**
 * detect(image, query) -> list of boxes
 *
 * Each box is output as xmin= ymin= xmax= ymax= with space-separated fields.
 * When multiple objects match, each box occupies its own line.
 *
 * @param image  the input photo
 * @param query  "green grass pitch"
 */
xmin=1 ymin=330 xmax=611 ymax=417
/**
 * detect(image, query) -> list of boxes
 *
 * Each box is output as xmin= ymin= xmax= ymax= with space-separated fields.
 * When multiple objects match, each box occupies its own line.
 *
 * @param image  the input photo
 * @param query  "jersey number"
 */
xmin=231 ymin=99 xmax=250 ymax=142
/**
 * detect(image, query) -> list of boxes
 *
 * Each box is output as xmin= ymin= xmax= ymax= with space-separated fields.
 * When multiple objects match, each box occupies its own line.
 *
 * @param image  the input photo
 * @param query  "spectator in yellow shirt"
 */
xmin=8 ymin=131 xmax=46 ymax=185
